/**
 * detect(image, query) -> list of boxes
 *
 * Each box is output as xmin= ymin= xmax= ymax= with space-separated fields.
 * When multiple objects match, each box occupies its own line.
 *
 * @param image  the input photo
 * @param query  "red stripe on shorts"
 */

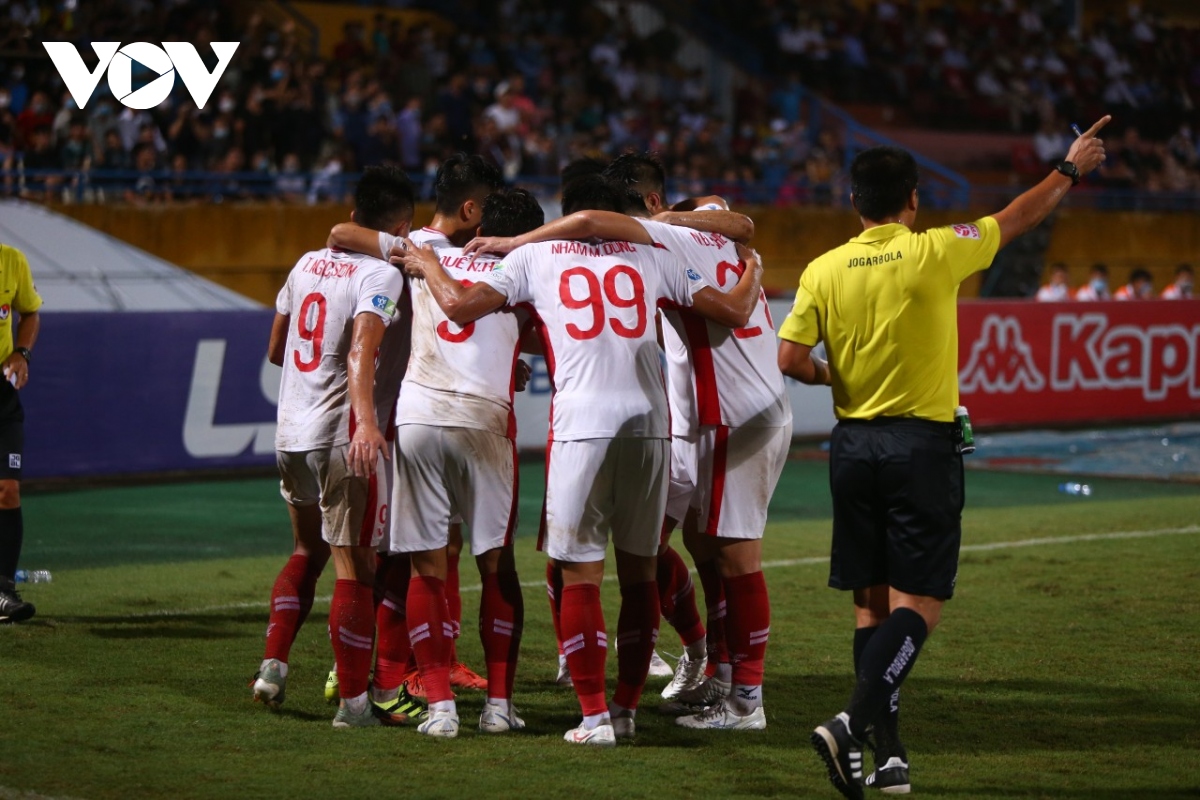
xmin=704 ymin=425 xmax=730 ymax=537
xmin=359 ymin=469 xmax=378 ymax=547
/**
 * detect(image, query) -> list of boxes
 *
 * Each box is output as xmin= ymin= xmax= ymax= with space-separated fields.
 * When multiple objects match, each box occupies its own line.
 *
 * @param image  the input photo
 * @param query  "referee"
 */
xmin=778 ymin=118 xmax=1109 ymax=799
xmin=0 ymin=243 xmax=42 ymax=624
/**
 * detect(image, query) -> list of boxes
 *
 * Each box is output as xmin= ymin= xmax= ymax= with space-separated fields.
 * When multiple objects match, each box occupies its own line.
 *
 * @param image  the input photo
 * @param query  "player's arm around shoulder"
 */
xmin=688 ymin=242 xmax=762 ymax=328
xmin=396 ymin=238 xmax=508 ymax=325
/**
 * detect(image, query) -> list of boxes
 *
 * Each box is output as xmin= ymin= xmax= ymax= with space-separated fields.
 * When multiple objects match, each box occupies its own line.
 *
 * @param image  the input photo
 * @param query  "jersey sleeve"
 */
xmin=657 ymin=249 xmax=709 ymax=308
xmin=778 ymin=266 xmax=822 ymax=346
xmin=275 ymin=270 xmax=294 ymax=315
xmin=378 ymin=232 xmax=402 ymax=262
xmin=11 ymin=249 xmax=43 ymax=314
xmin=478 ymin=247 xmax=533 ymax=304
xmin=925 ymin=216 xmax=1002 ymax=284
xmin=355 ymin=266 xmax=404 ymax=324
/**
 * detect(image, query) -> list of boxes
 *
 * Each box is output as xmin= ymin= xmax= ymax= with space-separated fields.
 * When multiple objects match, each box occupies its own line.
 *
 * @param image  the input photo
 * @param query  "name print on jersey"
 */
xmin=302 ymin=257 xmax=360 ymax=279
xmin=550 ymin=240 xmax=639 ymax=257
xmin=848 ymin=250 xmax=904 ymax=268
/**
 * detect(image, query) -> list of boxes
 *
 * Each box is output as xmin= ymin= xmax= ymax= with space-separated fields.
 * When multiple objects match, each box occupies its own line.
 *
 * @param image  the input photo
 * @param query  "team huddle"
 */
xmin=249 ymin=152 xmax=808 ymax=745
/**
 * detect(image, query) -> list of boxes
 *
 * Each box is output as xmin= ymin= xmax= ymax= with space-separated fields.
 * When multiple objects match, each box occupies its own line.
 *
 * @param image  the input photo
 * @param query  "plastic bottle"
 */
xmin=14 ymin=569 xmax=52 ymax=584
xmin=955 ymin=406 xmax=976 ymax=454
xmin=1057 ymin=482 xmax=1092 ymax=497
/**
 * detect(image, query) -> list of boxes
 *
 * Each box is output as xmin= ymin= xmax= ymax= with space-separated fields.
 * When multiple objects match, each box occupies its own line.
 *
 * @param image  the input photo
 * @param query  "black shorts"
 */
xmin=0 ymin=380 xmax=24 ymax=481
xmin=828 ymin=417 xmax=964 ymax=599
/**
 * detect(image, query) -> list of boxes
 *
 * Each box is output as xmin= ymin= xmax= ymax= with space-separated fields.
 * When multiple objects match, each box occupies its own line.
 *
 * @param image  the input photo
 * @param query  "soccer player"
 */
xmin=779 ymin=118 xmax=1108 ymax=798
xmin=466 ymin=161 xmax=788 ymax=728
xmin=1161 ymin=263 xmax=1193 ymax=299
xmin=370 ymin=188 xmax=545 ymax=739
xmin=1074 ymin=263 xmax=1111 ymax=301
xmin=398 ymin=174 xmax=764 ymax=746
xmin=1114 ymin=267 xmax=1153 ymax=300
xmin=328 ymin=154 xmax=504 ymax=696
xmin=0 ymin=243 xmax=41 ymax=625
xmin=1035 ymin=262 xmax=1071 ymax=301
xmin=252 ymin=165 xmax=415 ymax=728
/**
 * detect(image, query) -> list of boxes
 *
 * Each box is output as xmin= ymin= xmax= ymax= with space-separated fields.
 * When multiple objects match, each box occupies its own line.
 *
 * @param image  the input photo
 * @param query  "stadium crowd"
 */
xmin=1036 ymin=261 xmax=1194 ymax=301
xmin=2 ymin=0 xmax=1198 ymax=204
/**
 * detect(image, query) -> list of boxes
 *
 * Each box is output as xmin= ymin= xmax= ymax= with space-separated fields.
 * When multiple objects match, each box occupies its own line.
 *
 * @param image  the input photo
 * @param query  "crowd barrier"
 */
xmin=21 ymin=299 xmax=1198 ymax=479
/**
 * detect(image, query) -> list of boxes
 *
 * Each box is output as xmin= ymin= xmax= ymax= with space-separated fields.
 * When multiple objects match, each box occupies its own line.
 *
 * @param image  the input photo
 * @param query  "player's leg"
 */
xmin=462 ymin=430 xmax=524 ymax=733
xmin=657 ymin=433 xmax=707 ymax=694
xmin=546 ymin=560 xmax=570 ymax=685
xmin=392 ymin=424 xmax=459 ymax=736
xmin=679 ymin=519 xmax=732 ymax=705
xmin=843 ymin=420 xmax=961 ymax=794
xmin=608 ymin=437 xmax=670 ymax=736
xmin=812 ymin=420 xmax=889 ymax=798
xmin=253 ymin=451 xmax=329 ymax=707
xmin=0 ymin=403 xmax=33 ymax=625
xmin=545 ymin=439 xmax=616 ymax=745
xmin=370 ymin=551 xmax=425 ymax=723
xmin=446 ymin=520 xmax=486 ymax=690
xmin=322 ymin=446 xmax=384 ymax=728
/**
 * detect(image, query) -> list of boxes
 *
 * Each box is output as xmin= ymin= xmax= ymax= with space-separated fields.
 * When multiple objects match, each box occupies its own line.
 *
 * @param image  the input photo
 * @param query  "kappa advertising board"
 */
xmin=958 ymin=301 xmax=1200 ymax=426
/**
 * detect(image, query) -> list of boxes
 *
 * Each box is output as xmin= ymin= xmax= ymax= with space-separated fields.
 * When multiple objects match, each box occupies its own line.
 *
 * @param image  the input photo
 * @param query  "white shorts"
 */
xmin=389 ymin=424 xmax=518 ymax=556
xmin=277 ymin=445 xmax=386 ymax=548
xmin=540 ymin=438 xmax=669 ymax=562
xmin=665 ymin=434 xmax=699 ymax=526
xmin=692 ymin=423 xmax=792 ymax=540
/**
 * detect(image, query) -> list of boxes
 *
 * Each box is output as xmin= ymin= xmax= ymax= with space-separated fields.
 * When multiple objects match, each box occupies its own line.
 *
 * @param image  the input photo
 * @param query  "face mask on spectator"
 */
xmin=219 ymin=97 xmax=236 ymax=114
xmin=214 ymin=126 xmax=229 ymax=140
xmin=270 ymin=67 xmax=286 ymax=83
xmin=65 ymin=98 xmax=77 ymax=110
xmin=1091 ymin=278 xmax=1107 ymax=293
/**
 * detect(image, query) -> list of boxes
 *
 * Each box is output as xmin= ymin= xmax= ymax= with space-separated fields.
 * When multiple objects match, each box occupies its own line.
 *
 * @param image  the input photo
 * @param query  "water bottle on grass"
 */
xmin=14 ymin=569 xmax=52 ymax=583
xmin=1057 ymin=483 xmax=1092 ymax=497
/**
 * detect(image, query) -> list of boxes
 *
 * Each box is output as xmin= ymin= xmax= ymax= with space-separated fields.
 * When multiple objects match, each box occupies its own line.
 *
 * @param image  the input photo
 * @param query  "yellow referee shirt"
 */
xmin=778 ymin=217 xmax=1001 ymax=422
xmin=0 ymin=245 xmax=44 ymax=363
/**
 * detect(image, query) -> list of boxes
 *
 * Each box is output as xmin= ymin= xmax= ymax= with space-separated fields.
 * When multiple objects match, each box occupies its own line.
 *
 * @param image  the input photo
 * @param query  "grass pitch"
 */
xmin=2 ymin=459 xmax=1198 ymax=799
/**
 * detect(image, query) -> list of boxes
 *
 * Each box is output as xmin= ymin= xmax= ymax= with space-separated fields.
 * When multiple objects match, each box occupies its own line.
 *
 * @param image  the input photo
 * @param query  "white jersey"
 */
xmin=640 ymin=219 xmax=791 ymax=434
xmin=396 ymin=245 xmax=530 ymax=438
xmin=275 ymin=248 xmax=405 ymax=451
xmin=1036 ymin=283 xmax=1070 ymax=302
xmin=480 ymin=239 xmax=708 ymax=441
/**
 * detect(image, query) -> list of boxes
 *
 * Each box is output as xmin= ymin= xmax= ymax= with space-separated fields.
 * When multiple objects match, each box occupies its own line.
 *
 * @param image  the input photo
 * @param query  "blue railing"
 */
xmin=3 ymin=166 xmax=1197 ymax=212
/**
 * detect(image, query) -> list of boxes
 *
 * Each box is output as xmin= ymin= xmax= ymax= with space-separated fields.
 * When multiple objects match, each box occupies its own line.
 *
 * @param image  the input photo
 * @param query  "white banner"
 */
xmin=511 ymin=299 xmax=836 ymax=448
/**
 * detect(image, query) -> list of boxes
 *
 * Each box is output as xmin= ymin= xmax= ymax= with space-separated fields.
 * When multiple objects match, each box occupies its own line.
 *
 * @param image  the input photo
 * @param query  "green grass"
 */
xmin=2 ymin=461 xmax=1199 ymax=799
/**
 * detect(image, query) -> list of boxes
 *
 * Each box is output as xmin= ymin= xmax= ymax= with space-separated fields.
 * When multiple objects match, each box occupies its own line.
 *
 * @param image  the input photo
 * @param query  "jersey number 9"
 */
xmin=560 ymin=265 xmax=646 ymax=340
xmin=294 ymin=292 xmax=327 ymax=372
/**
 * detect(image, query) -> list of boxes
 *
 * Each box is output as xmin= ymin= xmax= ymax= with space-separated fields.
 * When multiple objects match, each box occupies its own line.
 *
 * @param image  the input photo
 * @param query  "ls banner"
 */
xmin=957 ymin=300 xmax=1200 ymax=426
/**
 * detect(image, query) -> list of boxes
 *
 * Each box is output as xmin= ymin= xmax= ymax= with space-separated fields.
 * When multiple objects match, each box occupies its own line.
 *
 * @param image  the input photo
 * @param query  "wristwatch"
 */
xmin=1055 ymin=160 xmax=1080 ymax=186
xmin=14 ymin=347 xmax=30 ymax=363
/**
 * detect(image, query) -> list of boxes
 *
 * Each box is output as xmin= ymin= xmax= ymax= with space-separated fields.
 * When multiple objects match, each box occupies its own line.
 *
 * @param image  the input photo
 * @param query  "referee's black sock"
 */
xmin=854 ymin=624 xmax=906 ymax=761
xmin=846 ymin=607 xmax=927 ymax=742
xmin=0 ymin=506 xmax=23 ymax=581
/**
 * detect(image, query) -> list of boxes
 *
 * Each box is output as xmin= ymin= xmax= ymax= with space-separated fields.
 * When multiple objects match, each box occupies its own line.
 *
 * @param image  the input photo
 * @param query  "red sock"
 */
xmin=547 ymin=561 xmax=565 ymax=655
xmin=559 ymin=583 xmax=608 ymax=717
xmin=724 ymin=571 xmax=770 ymax=685
xmin=373 ymin=555 xmax=412 ymax=693
xmin=479 ymin=570 xmax=523 ymax=699
xmin=330 ymin=578 xmax=375 ymax=699
xmin=447 ymin=551 xmax=462 ymax=662
xmin=695 ymin=560 xmax=729 ymax=677
xmin=612 ymin=580 xmax=660 ymax=710
xmin=264 ymin=553 xmax=322 ymax=662
xmin=407 ymin=575 xmax=454 ymax=703
xmin=657 ymin=546 xmax=705 ymax=647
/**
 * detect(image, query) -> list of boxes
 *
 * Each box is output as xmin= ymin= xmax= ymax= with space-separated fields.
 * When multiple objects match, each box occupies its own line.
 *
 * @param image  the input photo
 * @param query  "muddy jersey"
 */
xmin=275 ymin=248 xmax=405 ymax=451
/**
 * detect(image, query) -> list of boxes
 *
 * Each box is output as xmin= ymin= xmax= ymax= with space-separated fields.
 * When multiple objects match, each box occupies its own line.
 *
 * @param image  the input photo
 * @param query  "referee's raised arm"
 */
xmin=991 ymin=115 xmax=1110 ymax=248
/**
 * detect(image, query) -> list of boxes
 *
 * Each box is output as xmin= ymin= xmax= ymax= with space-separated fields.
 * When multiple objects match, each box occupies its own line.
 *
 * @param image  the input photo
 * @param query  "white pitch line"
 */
xmin=114 ymin=524 xmax=1200 ymax=620
xmin=0 ymin=785 xmax=88 ymax=800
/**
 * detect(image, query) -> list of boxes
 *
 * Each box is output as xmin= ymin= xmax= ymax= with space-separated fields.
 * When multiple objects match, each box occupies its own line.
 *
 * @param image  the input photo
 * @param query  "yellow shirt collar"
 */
xmin=850 ymin=223 xmax=909 ymax=244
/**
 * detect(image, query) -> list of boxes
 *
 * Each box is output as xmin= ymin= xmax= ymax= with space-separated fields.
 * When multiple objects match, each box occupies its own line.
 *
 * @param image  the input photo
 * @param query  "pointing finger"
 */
xmin=1082 ymin=115 xmax=1112 ymax=138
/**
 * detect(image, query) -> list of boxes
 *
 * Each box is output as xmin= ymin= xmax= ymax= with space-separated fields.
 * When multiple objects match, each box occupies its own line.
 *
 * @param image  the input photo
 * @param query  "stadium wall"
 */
xmin=54 ymin=205 xmax=1197 ymax=307
xmin=22 ymin=301 xmax=1200 ymax=480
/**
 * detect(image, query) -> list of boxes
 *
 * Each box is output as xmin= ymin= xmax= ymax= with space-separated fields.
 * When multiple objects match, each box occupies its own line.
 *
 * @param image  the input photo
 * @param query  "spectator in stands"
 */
xmin=124 ymin=145 xmax=162 ymax=205
xmin=1075 ymin=263 xmax=1112 ymax=301
xmin=1036 ymin=262 xmax=1072 ymax=302
xmin=275 ymin=153 xmax=307 ymax=203
xmin=1114 ymin=268 xmax=1154 ymax=300
xmin=1162 ymin=264 xmax=1194 ymax=299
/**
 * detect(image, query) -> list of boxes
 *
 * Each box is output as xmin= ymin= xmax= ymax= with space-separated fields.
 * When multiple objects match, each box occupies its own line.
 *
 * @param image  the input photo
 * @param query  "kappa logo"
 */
xmin=1050 ymin=313 xmax=1200 ymax=401
xmin=959 ymin=315 xmax=1046 ymax=394
xmin=42 ymin=41 xmax=239 ymax=110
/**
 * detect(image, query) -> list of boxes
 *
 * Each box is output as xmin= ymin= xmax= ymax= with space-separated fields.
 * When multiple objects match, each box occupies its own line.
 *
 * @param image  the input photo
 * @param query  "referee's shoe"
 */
xmin=0 ymin=576 xmax=35 ymax=624
xmin=812 ymin=712 xmax=865 ymax=799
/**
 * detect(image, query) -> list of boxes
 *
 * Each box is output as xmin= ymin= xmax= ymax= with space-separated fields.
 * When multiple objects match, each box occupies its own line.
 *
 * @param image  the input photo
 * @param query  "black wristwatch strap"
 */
xmin=14 ymin=347 xmax=30 ymax=364
xmin=1055 ymin=160 xmax=1080 ymax=186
